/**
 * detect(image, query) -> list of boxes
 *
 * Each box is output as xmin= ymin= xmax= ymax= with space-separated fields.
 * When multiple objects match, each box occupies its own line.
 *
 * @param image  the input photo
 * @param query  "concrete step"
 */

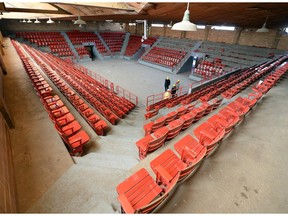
xmin=73 ymin=152 xmax=139 ymax=170
xmin=27 ymin=164 xmax=123 ymax=213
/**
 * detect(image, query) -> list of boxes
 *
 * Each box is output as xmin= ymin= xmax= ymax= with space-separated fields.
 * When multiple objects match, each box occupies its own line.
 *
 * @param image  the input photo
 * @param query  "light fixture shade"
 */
xmin=22 ymin=19 xmax=26 ymax=23
xmin=256 ymin=23 xmax=269 ymax=33
xmin=172 ymin=9 xmax=197 ymax=31
xmin=27 ymin=19 xmax=32 ymax=23
xmin=74 ymin=16 xmax=87 ymax=25
xmin=47 ymin=17 xmax=55 ymax=24
xmin=34 ymin=18 xmax=41 ymax=24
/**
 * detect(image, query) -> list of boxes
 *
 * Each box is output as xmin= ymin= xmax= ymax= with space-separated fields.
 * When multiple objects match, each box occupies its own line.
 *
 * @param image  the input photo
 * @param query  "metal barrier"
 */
xmin=116 ymin=86 xmax=138 ymax=106
xmin=146 ymin=83 xmax=194 ymax=107
xmin=74 ymin=64 xmax=138 ymax=106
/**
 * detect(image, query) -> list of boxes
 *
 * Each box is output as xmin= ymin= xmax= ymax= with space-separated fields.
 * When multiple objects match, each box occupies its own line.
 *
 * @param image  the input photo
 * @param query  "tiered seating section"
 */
xmin=117 ymin=59 xmax=288 ymax=213
xmin=124 ymin=35 xmax=157 ymax=57
xmin=20 ymin=43 xmax=136 ymax=125
xmin=193 ymin=59 xmax=225 ymax=80
xmin=142 ymin=46 xmax=187 ymax=69
xmin=99 ymin=31 xmax=125 ymax=53
xmin=15 ymin=32 xmax=74 ymax=57
xmin=66 ymin=30 xmax=109 ymax=56
xmin=12 ymin=40 xmax=89 ymax=156
xmin=22 ymin=44 xmax=109 ymax=136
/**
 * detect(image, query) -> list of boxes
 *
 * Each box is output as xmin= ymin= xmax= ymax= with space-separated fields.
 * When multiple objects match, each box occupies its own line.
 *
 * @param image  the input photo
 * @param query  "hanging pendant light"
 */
xmin=47 ymin=17 xmax=55 ymax=24
xmin=172 ymin=2 xmax=197 ymax=31
xmin=27 ymin=19 xmax=32 ymax=23
xmin=34 ymin=18 xmax=41 ymax=24
xmin=74 ymin=6 xmax=87 ymax=25
xmin=256 ymin=15 xmax=269 ymax=33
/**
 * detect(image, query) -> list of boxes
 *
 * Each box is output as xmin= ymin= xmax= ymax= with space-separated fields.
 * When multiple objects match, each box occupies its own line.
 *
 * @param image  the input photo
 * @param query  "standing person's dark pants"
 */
xmin=164 ymin=78 xmax=170 ymax=91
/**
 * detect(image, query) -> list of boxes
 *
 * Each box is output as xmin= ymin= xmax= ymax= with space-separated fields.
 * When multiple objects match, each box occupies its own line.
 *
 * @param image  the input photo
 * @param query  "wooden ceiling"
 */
xmin=1 ymin=2 xmax=288 ymax=29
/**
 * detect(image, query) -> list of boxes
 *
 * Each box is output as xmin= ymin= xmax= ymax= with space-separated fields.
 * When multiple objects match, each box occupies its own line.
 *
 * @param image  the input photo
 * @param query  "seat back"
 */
xmin=152 ymin=116 xmax=167 ymax=131
xmin=166 ymin=119 xmax=184 ymax=140
xmin=194 ymin=122 xmax=218 ymax=145
xmin=212 ymin=97 xmax=223 ymax=110
xmin=149 ymin=127 xmax=169 ymax=152
xmin=165 ymin=111 xmax=178 ymax=125
xmin=218 ymin=107 xmax=240 ymax=126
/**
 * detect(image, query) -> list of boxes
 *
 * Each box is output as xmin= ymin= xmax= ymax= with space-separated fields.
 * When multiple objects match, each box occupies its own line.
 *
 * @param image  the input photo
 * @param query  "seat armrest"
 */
xmin=155 ymin=166 xmax=173 ymax=183
xmin=118 ymin=194 xmax=135 ymax=214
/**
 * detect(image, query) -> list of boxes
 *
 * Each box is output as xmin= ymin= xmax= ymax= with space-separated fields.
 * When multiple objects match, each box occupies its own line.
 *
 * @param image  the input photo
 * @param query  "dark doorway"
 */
xmin=85 ymin=45 xmax=96 ymax=60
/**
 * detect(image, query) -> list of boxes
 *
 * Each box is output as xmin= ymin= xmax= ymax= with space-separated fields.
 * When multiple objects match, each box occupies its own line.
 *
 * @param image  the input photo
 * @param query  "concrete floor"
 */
xmin=3 ymin=38 xmax=288 ymax=213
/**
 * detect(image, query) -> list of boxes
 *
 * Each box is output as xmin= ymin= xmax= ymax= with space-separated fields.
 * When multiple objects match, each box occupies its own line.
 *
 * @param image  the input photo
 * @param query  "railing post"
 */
xmin=110 ymin=82 xmax=114 ymax=92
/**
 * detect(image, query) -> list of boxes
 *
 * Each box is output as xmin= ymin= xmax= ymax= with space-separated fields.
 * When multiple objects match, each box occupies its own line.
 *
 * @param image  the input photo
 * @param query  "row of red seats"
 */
xmin=50 ymin=47 xmax=71 ymax=53
xmin=22 ymin=43 xmax=110 ymax=136
xmin=12 ymin=40 xmax=90 ymax=156
xmin=138 ymin=98 xmax=223 ymax=159
xmin=193 ymin=68 xmax=224 ymax=80
xmin=152 ymin=46 xmax=186 ymax=56
xmin=198 ymin=61 xmax=224 ymax=69
xmin=251 ymin=60 xmax=288 ymax=95
xmin=149 ymin=49 xmax=186 ymax=59
xmin=30 ymin=47 xmax=135 ymax=123
xmin=146 ymin=53 xmax=181 ymax=63
xmin=142 ymin=55 xmax=176 ymax=68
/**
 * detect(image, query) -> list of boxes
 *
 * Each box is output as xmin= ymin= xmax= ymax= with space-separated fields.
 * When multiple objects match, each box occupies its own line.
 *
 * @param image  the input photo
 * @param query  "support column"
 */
xmin=204 ymin=26 xmax=211 ymax=41
xmin=233 ymin=27 xmax=243 ymax=45
xmin=163 ymin=25 xmax=167 ymax=37
xmin=271 ymin=30 xmax=282 ymax=49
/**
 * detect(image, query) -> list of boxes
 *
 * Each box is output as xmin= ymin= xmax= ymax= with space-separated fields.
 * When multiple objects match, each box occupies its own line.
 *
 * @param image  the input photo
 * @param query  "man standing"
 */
xmin=164 ymin=77 xmax=171 ymax=91
xmin=175 ymin=80 xmax=180 ymax=92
